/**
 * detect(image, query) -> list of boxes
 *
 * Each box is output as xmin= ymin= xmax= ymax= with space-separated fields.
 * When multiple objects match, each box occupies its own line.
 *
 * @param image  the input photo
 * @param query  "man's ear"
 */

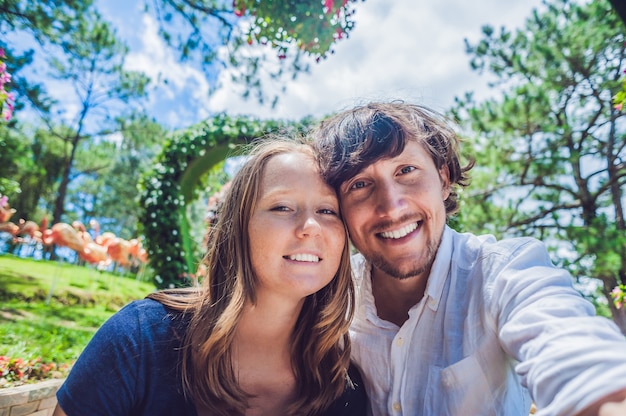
xmin=439 ymin=165 xmax=451 ymax=200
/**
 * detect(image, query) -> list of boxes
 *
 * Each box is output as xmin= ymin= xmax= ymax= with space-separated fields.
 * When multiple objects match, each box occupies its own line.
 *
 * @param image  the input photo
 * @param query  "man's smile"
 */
xmin=378 ymin=221 xmax=420 ymax=240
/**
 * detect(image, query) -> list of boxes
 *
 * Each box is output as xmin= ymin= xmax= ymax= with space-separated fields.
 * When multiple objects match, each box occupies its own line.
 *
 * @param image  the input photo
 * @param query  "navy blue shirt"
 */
xmin=57 ymin=299 xmax=367 ymax=415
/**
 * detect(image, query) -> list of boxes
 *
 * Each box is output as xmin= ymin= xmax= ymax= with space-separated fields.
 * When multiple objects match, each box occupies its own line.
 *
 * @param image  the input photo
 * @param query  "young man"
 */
xmin=312 ymin=102 xmax=626 ymax=416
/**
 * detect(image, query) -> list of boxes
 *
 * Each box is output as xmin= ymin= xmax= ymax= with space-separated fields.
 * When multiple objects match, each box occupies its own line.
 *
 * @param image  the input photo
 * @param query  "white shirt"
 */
xmin=350 ymin=226 xmax=626 ymax=416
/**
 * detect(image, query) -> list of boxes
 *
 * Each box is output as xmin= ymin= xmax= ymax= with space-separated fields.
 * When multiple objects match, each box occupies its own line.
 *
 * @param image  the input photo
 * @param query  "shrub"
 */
xmin=0 ymin=355 xmax=71 ymax=388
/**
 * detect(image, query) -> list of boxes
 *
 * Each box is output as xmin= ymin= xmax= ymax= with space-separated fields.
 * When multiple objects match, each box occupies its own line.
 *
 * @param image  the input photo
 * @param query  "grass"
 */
xmin=0 ymin=254 xmax=156 ymax=387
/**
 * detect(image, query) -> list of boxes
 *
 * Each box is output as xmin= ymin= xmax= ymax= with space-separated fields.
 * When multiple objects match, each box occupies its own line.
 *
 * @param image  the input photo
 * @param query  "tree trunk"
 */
xmin=52 ymin=135 xmax=81 ymax=226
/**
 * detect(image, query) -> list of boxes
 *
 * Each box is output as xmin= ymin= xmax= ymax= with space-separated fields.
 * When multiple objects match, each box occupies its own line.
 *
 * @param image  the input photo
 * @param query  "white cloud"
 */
xmin=206 ymin=0 xmax=546 ymax=121
xmin=123 ymin=14 xmax=214 ymax=127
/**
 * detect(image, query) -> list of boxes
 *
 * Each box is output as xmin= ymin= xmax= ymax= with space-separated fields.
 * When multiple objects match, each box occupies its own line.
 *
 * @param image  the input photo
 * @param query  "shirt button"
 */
xmin=393 ymin=402 xmax=402 ymax=412
xmin=395 ymin=337 xmax=404 ymax=347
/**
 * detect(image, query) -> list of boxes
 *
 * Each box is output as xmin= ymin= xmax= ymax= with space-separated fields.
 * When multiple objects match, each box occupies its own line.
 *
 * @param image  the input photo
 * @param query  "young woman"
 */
xmin=53 ymin=138 xmax=367 ymax=416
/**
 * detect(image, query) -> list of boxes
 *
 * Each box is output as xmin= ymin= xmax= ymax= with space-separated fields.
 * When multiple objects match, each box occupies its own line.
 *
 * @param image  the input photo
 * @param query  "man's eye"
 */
xmin=350 ymin=181 xmax=367 ymax=190
xmin=400 ymin=166 xmax=416 ymax=175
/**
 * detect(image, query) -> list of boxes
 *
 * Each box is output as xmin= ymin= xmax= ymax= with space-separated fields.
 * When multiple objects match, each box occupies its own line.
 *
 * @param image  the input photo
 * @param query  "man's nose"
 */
xmin=374 ymin=181 xmax=406 ymax=218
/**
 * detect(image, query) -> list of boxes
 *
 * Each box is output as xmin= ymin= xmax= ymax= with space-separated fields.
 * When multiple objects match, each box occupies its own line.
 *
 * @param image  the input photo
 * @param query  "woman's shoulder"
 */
xmin=324 ymin=362 xmax=368 ymax=416
xmin=101 ymin=298 xmax=190 ymax=341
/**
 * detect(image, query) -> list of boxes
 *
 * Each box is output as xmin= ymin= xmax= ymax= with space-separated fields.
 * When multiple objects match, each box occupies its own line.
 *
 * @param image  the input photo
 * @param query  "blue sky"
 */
xmin=92 ymin=0 xmax=546 ymax=131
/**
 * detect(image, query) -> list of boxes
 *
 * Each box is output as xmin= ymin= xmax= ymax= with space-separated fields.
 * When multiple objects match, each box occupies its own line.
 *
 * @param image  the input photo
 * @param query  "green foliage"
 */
xmin=0 ymin=0 xmax=93 ymax=115
xmin=235 ymin=0 xmax=356 ymax=57
xmin=85 ymin=115 xmax=168 ymax=239
xmin=148 ymin=0 xmax=362 ymax=105
xmin=452 ymin=0 xmax=626 ymax=328
xmin=44 ymin=9 xmax=150 ymax=225
xmin=614 ymin=70 xmax=626 ymax=111
xmin=0 ymin=124 xmax=28 ymax=199
xmin=607 ymin=0 xmax=626 ymax=28
xmin=3 ymin=125 xmax=67 ymax=223
xmin=2 ymin=4 xmax=151 ymax=225
xmin=0 ymin=0 xmax=93 ymax=40
xmin=139 ymin=113 xmax=309 ymax=289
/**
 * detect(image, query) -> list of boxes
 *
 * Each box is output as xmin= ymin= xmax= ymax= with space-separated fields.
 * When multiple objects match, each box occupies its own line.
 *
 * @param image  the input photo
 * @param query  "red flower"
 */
xmin=324 ymin=0 xmax=334 ymax=14
xmin=233 ymin=0 xmax=245 ymax=16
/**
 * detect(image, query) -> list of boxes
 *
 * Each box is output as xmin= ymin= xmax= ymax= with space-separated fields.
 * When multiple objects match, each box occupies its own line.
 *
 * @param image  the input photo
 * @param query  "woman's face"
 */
xmin=248 ymin=151 xmax=346 ymax=303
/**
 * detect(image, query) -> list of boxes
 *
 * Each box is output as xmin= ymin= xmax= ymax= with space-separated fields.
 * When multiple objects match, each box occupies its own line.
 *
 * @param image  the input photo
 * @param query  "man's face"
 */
xmin=338 ymin=140 xmax=450 ymax=281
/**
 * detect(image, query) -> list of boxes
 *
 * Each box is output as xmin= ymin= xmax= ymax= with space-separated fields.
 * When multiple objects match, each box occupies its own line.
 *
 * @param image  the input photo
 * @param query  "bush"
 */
xmin=0 ymin=355 xmax=70 ymax=388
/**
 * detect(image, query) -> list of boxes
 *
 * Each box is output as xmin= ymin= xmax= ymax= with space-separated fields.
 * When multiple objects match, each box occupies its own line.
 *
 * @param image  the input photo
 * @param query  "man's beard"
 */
xmin=367 ymin=235 xmax=441 ymax=280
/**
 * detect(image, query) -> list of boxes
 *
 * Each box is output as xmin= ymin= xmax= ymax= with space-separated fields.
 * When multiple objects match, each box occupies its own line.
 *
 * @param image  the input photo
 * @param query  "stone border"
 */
xmin=0 ymin=379 xmax=63 ymax=416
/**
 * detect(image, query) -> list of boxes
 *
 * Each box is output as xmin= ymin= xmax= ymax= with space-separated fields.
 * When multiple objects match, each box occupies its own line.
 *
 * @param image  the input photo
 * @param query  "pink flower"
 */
xmin=324 ymin=0 xmax=334 ymax=13
xmin=1 ymin=72 xmax=11 ymax=84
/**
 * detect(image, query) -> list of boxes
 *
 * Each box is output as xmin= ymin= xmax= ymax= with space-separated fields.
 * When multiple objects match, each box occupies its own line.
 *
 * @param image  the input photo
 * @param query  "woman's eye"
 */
xmin=271 ymin=206 xmax=290 ymax=212
xmin=399 ymin=166 xmax=416 ymax=175
xmin=318 ymin=208 xmax=338 ymax=216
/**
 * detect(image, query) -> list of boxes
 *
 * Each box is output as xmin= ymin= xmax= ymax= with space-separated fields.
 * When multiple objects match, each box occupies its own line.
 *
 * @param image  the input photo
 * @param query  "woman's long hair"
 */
xmin=148 ymin=136 xmax=355 ymax=415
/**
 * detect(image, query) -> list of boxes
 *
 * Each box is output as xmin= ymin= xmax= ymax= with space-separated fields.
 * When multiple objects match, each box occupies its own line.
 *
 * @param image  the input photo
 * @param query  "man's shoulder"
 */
xmin=451 ymin=228 xmax=541 ymax=261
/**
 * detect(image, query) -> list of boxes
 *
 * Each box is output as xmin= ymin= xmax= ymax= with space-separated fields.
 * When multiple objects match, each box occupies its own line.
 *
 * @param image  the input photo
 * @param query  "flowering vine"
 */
xmin=0 ymin=48 xmax=14 ymax=122
xmin=233 ymin=0 xmax=358 ymax=62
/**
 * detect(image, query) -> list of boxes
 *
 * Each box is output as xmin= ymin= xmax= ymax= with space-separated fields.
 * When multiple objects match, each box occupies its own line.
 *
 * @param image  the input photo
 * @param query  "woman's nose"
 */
xmin=297 ymin=214 xmax=322 ymax=237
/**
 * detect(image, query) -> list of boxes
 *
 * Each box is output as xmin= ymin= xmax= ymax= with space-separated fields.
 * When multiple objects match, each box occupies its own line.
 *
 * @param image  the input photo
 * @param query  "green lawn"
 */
xmin=0 ymin=254 xmax=156 ymax=386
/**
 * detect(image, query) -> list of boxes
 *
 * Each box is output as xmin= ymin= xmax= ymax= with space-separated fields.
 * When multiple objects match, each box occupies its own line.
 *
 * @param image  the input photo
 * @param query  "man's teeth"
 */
xmin=380 ymin=222 xmax=418 ymax=239
xmin=288 ymin=254 xmax=320 ymax=262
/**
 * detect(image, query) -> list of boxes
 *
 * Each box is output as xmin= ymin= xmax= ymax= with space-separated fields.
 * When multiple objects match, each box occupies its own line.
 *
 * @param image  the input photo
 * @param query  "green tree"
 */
xmin=0 ymin=123 xmax=27 ymax=199
xmin=146 ymin=0 xmax=360 ymax=105
xmin=452 ymin=0 xmax=626 ymax=331
xmin=45 ymin=10 xmax=150 ymax=226
xmin=0 ymin=123 xmax=67 ymax=224
xmin=0 ymin=0 xmax=93 ymax=114
xmin=608 ymin=0 xmax=626 ymax=26
xmin=68 ymin=114 xmax=168 ymax=240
